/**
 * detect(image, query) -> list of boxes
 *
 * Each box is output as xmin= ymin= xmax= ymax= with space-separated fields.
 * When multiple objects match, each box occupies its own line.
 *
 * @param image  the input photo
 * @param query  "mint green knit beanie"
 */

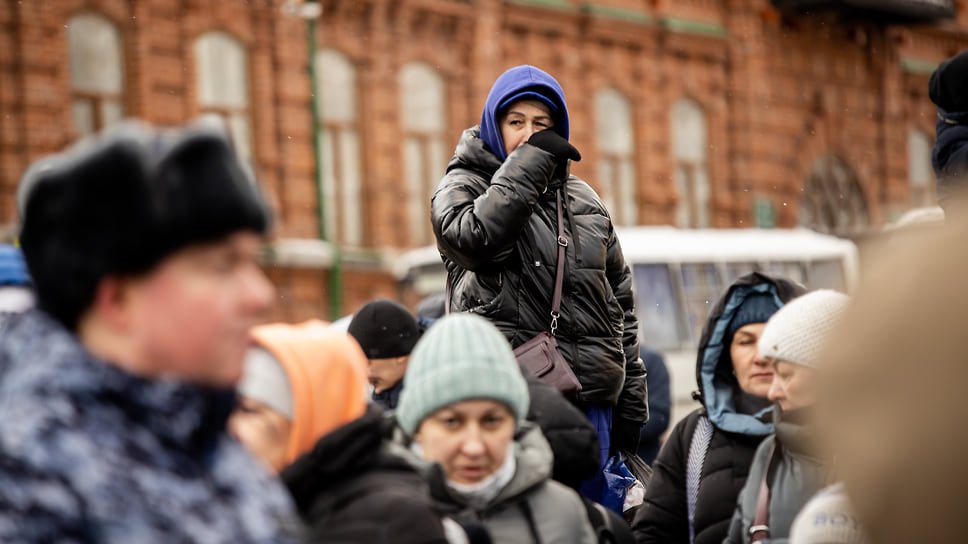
xmin=395 ymin=313 xmax=530 ymax=436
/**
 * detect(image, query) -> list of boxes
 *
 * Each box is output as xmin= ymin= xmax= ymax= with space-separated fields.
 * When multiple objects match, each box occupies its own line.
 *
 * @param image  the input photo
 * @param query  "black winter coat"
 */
xmin=630 ymin=273 xmax=806 ymax=544
xmin=281 ymin=405 xmax=449 ymax=544
xmin=523 ymin=370 xmax=601 ymax=490
xmin=631 ymin=410 xmax=763 ymax=544
xmin=431 ymin=127 xmax=646 ymax=424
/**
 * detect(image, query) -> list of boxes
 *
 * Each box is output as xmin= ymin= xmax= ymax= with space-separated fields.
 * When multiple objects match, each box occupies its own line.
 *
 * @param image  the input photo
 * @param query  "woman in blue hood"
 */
xmin=430 ymin=65 xmax=648 ymax=503
xmin=630 ymin=272 xmax=805 ymax=544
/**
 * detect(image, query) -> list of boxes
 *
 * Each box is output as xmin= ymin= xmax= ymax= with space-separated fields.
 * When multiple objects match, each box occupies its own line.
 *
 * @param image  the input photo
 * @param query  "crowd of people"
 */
xmin=0 ymin=52 xmax=966 ymax=542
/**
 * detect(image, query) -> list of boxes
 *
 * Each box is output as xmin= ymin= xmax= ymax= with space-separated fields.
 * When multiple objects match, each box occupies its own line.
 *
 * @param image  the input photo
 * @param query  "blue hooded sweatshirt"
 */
xmin=479 ymin=65 xmax=570 ymax=162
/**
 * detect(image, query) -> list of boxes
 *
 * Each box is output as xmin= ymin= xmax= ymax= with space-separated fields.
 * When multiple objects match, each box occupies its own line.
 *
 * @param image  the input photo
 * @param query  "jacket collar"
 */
xmin=410 ymin=422 xmax=553 ymax=512
xmin=773 ymin=403 xmax=819 ymax=458
xmin=4 ymin=310 xmax=235 ymax=457
xmin=281 ymin=404 xmax=387 ymax=511
xmin=449 ymin=126 xmax=572 ymax=189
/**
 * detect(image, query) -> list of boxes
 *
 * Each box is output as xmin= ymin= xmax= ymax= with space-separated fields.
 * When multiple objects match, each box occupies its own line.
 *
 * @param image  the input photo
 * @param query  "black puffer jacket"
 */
xmin=631 ymin=273 xmax=805 ymax=544
xmin=431 ymin=126 xmax=646 ymax=424
xmin=281 ymin=405 xmax=450 ymax=543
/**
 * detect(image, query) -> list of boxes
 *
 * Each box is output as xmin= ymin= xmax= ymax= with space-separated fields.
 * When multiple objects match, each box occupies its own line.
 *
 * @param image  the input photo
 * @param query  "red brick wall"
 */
xmin=3 ymin=0 xmax=968 ymax=318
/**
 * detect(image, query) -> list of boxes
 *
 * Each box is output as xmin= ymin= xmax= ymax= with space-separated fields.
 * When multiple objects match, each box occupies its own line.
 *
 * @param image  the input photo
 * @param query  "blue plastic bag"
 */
xmin=600 ymin=453 xmax=637 ymax=512
xmin=578 ymin=406 xmax=639 ymax=512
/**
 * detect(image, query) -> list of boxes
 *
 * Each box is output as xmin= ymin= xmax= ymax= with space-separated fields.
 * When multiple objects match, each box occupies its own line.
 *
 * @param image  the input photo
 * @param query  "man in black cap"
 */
xmin=0 ymin=121 xmax=302 ymax=542
xmin=347 ymin=298 xmax=421 ymax=410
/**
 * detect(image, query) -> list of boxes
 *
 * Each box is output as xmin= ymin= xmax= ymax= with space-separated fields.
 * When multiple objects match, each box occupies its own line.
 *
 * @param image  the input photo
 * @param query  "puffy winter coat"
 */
xmin=416 ymin=423 xmax=598 ymax=544
xmin=0 ymin=310 xmax=303 ymax=543
xmin=431 ymin=126 xmax=646 ymax=423
xmin=522 ymin=370 xmax=600 ymax=490
xmin=282 ymin=404 xmax=450 ymax=543
xmin=631 ymin=273 xmax=805 ymax=544
xmin=723 ymin=407 xmax=830 ymax=544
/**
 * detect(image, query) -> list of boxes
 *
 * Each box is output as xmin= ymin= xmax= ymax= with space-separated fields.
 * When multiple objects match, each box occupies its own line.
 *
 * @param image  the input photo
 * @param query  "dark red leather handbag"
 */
xmin=513 ymin=189 xmax=581 ymax=396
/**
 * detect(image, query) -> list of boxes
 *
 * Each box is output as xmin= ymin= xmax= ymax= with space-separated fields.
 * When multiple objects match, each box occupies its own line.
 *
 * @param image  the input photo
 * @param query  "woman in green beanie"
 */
xmin=396 ymin=313 xmax=598 ymax=543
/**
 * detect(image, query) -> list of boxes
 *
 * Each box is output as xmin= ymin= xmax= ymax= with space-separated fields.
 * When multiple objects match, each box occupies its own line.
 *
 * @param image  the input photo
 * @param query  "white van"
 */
xmin=616 ymin=226 xmax=858 ymax=425
xmin=393 ymin=227 xmax=859 ymax=427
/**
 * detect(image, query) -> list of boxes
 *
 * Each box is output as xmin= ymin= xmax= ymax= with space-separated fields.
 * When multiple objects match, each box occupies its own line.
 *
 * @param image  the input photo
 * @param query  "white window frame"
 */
xmin=194 ymin=31 xmax=253 ymax=165
xmin=317 ymin=49 xmax=363 ymax=247
xmin=67 ymin=13 xmax=125 ymax=136
xmin=595 ymin=88 xmax=638 ymax=226
xmin=672 ymin=99 xmax=710 ymax=228
xmin=400 ymin=62 xmax=447 ymax=245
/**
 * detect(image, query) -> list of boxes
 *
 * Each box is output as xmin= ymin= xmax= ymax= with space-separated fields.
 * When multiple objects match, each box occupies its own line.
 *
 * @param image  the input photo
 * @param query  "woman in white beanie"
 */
xmin=724 ymin=289 xmax=850 ymax=544
xmin=395 ymin=313 xmax=599 ymax=543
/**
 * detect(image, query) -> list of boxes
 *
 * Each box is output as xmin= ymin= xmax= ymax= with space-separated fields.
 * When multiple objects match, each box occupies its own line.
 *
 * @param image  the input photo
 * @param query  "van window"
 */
xmin=724 ymin=262 xmax=757 ymax=285
xmin=806 ymin=259 xmax=845 ymax=291
xmin=634 ymin=264 xmax=684 ymax=351
xmin=680 ymin=263 xmax=722 ymax=345
xmin=762 ymin=261 xmax=806 ymax=285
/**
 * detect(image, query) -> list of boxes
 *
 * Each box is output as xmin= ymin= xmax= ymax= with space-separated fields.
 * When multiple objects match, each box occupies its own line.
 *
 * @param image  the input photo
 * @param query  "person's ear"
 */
xmin=90 ymin=276 xmax=133 ymax=331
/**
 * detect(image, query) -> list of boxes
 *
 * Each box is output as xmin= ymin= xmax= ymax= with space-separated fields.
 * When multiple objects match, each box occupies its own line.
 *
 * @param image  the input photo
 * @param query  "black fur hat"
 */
xmin=17 ymin=121 xmax=270 ymax=330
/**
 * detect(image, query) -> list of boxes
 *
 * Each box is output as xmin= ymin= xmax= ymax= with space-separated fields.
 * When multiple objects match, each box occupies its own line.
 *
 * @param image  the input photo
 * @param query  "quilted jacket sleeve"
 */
xmin=606 ymin=225 xmax=647 ymax=425
xmin=431 ymin=144 xmax=556 ymax=272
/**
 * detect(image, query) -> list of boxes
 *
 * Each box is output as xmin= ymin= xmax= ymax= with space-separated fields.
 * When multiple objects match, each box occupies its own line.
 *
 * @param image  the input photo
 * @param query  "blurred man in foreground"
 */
xmin=0 ymin=122 xmax=302 ymax=542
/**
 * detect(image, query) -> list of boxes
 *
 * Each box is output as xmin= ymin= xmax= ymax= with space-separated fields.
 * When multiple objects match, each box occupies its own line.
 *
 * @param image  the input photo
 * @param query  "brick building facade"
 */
xmin=1 ymin=0 xmax=966 ymax=321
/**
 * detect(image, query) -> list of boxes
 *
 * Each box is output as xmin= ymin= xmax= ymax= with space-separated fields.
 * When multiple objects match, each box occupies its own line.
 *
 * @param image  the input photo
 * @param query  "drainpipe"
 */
xmin=302 ymin=0 xmax=342 ymax=319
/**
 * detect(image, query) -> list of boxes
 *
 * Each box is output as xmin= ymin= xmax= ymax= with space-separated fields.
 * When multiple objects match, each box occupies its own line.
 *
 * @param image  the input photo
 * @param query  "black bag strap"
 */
xmin=444 ymin=190 xmax=567 ymax=333
xmin=749 ymin=442 xmax=777 ymax=543
xmin=445 ymin=271 xmax=452 ymax=316
xmin=518 ymin=498 xmax=543 ymax=544
xmin=550 ymin=188 xmax=566 ymax=335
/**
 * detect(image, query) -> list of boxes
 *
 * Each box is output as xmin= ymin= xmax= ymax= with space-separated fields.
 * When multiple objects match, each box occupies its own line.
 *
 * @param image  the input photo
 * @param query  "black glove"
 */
xmin=527 ymin=129 xmax=581 ymax=163
xmin=610 ymin=417 xmax=642 ymax=455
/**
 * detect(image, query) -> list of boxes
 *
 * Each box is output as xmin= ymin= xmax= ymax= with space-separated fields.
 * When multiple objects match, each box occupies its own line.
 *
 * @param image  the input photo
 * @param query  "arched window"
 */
xmin=672 ymin=99 xmax=710 ymax=228
xmin=194 ymin=31 xmax=252 ymax=164
xmin=67 ymin=13 xmax=125 ymax=136
xmin=799 ymin=155 xmax=869 ymax=236
xmin=908 ymin=129 xmax=935 ymax=207
xmin=595 ymin=88 xmax=637 ymax=226
xmin=317 ymin=49 xmax=362 ymax=246
xmin=400 ymin=62 xmax=447 ymax=245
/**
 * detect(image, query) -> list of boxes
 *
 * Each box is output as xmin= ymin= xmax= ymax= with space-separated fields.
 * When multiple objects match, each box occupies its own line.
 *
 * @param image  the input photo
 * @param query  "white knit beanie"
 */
xmin=758 ymin=289 xmax=849 ymax=369
xmin=790 ymin=484 xmax=871 ymax=544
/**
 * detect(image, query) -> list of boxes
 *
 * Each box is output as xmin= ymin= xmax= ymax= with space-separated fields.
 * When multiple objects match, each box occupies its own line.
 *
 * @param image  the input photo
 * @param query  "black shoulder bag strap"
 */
xmin=749 ymin=443 xmax=777 ymax=544
xmin=549 ymin=188 xmax=566 ymax=334
xmin=444 ymin=189 xmax=567 ymax=332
